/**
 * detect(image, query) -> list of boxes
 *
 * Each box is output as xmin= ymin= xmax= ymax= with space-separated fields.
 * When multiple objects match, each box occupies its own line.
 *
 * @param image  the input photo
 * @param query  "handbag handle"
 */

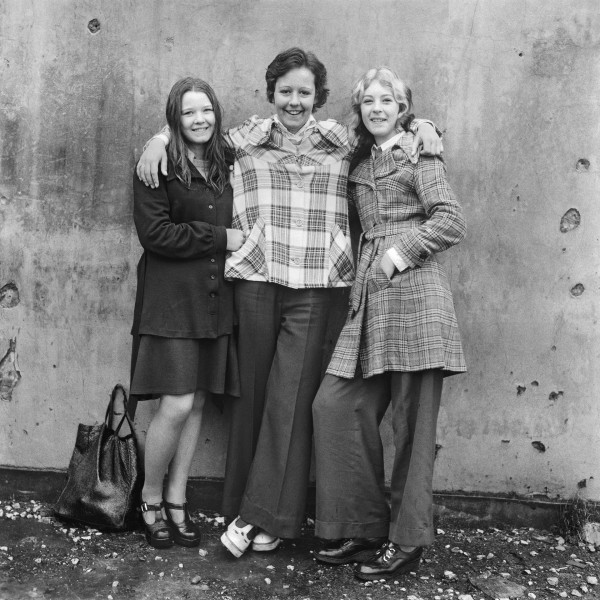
xmin=105 ymin=384 xmax=135 ymax=437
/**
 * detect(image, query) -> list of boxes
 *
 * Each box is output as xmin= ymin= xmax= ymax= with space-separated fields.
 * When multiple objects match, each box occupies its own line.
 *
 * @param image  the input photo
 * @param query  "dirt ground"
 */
xmin=0 ymin=497 xmax=599 ymax=600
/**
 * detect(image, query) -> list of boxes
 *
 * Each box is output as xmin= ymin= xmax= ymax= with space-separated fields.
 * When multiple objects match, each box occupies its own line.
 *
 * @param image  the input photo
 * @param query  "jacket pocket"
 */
xmin=225 ymin=216 xmax=268 ymax=278
xmin=328 ymin=223 xmax=354 ymax=284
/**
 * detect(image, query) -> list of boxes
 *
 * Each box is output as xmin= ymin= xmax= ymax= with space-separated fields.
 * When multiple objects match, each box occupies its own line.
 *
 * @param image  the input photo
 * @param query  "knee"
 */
xmin=158 ymin=394 xmax=195 ymax=423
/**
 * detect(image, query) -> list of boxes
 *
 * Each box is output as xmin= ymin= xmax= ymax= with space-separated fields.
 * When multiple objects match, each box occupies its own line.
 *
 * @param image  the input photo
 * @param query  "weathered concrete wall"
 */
xmin=1 ymin=0 xmax=598 ymax=503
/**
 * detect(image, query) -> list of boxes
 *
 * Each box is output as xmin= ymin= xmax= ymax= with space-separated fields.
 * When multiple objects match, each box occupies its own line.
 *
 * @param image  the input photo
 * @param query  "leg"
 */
xmin=161 ymin=391 xmax=207 ymax=547
xmin=388 ymin=370 xmax=443 ymax=548
xmin=141 ymin=392 xmax=196 ymax=512
xmin=239 ymin=288 xmax=332 ymax=538
xmin=164 ymin=390 xmax=207 ymax=511
xmin=140 ymin=392 xmax=195 ymax=548
xmin=221 ymin=281 xmax=280 ymax=517
xmin=313 ymin=373 xmax=390 ymax=541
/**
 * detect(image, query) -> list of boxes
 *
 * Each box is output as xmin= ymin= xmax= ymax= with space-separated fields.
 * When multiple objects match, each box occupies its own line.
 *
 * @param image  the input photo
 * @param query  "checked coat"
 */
xmin=326 ymin=131 xmax=467 ymax=379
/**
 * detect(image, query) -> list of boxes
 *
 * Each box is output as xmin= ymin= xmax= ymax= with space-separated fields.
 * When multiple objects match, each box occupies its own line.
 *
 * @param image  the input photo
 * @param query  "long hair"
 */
xmin=265 ymin=47 xmax=329 ymax=111
xmin=165 ymin=77 xmax=231 ymax=194
xmin=348 ymin=67 xmax=414 ymax=172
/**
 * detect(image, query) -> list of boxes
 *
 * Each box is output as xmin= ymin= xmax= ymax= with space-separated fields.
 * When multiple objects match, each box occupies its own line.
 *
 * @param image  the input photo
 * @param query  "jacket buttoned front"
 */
xmin=327 ymin=132 xmax=467 ymax=379
xmin=131 ymin=161 xmax=235 ymax=340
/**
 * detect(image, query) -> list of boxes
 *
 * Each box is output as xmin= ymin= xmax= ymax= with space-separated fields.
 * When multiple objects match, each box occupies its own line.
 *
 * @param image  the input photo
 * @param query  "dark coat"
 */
xmin=326 ymin=132 xmax=467 ymax=379
xmin=131 ymin=161 xmax=235 ymax=339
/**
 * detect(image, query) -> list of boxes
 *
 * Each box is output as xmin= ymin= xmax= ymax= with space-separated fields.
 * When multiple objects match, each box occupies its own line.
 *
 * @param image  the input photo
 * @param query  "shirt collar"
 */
xmin=372 ymin=130 xmax=405 ymax=156
xmin=273 ymin=114 xmax=318 ymax=142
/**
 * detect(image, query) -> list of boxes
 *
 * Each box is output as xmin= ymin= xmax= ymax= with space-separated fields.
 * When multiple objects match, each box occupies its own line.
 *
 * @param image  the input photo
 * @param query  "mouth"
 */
xmin=192 ymin=127 xmax=210 ymax=132
xmin=370 ymin=118 xmax=387 ymax=124
xmin=285 ymin=110 xmax=304 ymax=117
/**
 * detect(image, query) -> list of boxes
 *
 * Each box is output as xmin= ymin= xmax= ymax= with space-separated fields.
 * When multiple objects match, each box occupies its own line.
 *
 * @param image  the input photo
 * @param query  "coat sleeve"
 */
xmin=391 ymin=156 xmax=466 ymax=267
xmin=132 ymin=170 xmax=227 ymax=259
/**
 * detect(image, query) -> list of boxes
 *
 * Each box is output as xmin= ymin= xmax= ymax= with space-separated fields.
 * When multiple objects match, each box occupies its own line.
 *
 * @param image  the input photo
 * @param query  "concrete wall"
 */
xmin=1 ymin=0 xmax=598 ymax=502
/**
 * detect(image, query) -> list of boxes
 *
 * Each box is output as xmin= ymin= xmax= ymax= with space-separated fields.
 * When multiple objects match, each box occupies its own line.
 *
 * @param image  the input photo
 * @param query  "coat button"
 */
xmin=208 ymin=204 xmax=214 ymax=209
xmin=210 ymin=258 xmax=215 ymax=263
xmin=210 ymin=275 xmax=216 ymax=280
xmin=209 ymin=292 xmax=216 ymax=298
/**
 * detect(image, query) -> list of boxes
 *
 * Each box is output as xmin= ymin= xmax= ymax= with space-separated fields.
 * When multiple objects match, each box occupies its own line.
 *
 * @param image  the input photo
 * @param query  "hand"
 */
xmin=136 ymin=139 xmax=168 ymax=188
xmin=411 ymin=122 xmax=443 ymax=157
xmin=379 ymin=253 xmax=396 ymax=279
xmin=226 ymin=229 xmax=245 ymax=251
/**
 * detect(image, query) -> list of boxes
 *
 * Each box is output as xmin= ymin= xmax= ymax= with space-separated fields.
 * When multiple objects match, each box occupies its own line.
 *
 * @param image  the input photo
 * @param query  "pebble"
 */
xmin=198 ymin=549 xmax=208 ymax=557
xmin=444 ymin=570 xmax=457 ymax=579
xmin=547 ymin=577 xmax=559 ymax=586
xmin=571 ymin=591 xmax=582 ymax=597
xmin=190 ymin=575 xmax=202 ymax=585
xmin=587 ymin=576 xmax=598 ymax=585
xmin=264 ymin=578 xmax=271 ymax=585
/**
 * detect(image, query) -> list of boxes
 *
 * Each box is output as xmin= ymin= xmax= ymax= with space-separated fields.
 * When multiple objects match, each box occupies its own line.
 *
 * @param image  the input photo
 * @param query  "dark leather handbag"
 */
xmin=54 ymin=384 xmax=143 ymax=531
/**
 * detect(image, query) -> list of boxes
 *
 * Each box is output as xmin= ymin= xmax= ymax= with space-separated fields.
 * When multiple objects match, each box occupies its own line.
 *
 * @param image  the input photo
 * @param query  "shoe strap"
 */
xmin=163 ymin=500 xmax=187 ymax=510
xmin=140 ymin=501 xmax=163 ymax=513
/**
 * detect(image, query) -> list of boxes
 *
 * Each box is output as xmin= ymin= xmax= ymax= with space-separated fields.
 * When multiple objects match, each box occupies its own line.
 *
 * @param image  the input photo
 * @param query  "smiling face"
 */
xmin=360 ymin=80 xmax=404 ymax=146
xmin=273 ymin=67 xmax=316 ymax=134
xmin=179 ymin=91 xmax=216 ymax=156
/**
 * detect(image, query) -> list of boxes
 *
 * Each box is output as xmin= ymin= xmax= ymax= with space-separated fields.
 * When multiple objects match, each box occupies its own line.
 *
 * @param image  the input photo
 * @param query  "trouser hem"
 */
xmin=314 ymin=519 xmax=389 ymax=540
xmin=240 ymin=497 xmax=302 ymax=539
xmin=389 ymin=526 xmax=435 ymax=548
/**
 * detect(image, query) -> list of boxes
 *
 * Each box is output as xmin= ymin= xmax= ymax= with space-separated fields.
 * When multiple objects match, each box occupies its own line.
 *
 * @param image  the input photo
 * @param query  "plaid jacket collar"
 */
xmin=349 ymin=134 xmax=418 ymax=186
xmin=240 ymin=115 xmax=349 ymax=151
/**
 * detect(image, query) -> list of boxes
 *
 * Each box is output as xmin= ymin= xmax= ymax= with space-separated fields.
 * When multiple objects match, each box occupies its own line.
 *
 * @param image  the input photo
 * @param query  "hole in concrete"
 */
xmin=570 ymin=283 xmax=584 ymax=297
xmin=575 ymin=158 xmax=590 ymax=172
xmin=531 ymin=380 xmax=539 ymax=387
xmin=549 ymin=390 xmax=564 ymax=401
xmin=559 ymin=208 xmax=580 ymax=233
xmin=0 ymin=337 xmax=21 ymax=401
xmin=531 ymin=441 xmax=546 ymax=453
xmin=0 ymin=282 xmax=19 ymax=308
xmin=87 ymin=18 xmax=101 ymax=34
xmin=517 ymin=385 xmax=526 ymax=396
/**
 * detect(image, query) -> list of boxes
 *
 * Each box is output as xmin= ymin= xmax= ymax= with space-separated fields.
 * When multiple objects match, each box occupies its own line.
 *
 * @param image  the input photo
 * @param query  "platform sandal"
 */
xmin=140 ymin=501 xmax=173 ymax=549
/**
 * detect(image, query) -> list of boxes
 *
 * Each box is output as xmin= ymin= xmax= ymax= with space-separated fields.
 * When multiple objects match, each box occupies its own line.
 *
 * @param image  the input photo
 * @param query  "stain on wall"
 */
xmin=0 ymin=338 xmax=21 ymax=401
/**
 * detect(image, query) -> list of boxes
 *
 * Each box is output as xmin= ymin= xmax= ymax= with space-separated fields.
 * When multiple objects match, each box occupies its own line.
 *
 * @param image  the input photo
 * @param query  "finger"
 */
xmin=151 ymin=165 xmax=159 ymax=189
xmin=410 ymin=136 xmax=420 ymax=157
xmin=140 ymin=165 xmax=151 ymax=187
xmin=160 ymin=154 xmax=168 ymax=177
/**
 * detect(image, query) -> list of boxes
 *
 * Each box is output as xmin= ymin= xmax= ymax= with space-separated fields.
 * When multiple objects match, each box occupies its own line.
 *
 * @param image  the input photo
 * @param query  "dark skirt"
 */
xmin=130 ymin=334 xmax=240 ymax=399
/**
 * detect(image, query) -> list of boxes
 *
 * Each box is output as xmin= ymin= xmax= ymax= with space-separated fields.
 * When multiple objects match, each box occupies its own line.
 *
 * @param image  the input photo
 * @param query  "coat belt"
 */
xmin=351 ymin=221 xmax=422 ymax=314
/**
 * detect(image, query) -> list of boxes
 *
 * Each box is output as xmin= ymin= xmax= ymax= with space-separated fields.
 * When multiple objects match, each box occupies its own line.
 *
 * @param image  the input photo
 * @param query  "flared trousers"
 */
xmin=313 ymin=369 xmax=443 ymax=547
xmin=222 ymin=281 xmax=332 ymax=538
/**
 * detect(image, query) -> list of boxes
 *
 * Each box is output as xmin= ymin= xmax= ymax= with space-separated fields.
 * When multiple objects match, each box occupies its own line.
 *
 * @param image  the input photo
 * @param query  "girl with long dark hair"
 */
xmin=130 ymin=77 xmax=243 ymax=549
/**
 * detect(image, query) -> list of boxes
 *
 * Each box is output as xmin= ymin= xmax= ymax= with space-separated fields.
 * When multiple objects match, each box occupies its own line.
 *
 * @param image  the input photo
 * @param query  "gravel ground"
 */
xmin=0 ymin=499 xmax=599 ymax=600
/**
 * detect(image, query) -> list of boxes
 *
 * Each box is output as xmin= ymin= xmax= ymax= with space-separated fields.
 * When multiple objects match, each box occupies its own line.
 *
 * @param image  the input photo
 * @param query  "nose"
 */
xmin=289 ymin=91 xmax=300 ymax=106
xmin=372 ymin=100 xmax=382 ymax=113
xmin=193 ymin=111 xmax=205 ymax=123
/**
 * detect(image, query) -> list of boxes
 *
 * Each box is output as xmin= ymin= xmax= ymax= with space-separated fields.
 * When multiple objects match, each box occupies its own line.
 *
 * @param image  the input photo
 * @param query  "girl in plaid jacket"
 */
xmin=136 ymin=50 xmax=443 ymax=558
xmin=313 ymin=67 xmax=466 ymax=581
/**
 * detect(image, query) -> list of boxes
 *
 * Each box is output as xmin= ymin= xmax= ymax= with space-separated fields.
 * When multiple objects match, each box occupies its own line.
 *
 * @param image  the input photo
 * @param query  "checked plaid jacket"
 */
xmin=224 ymin=116 xmax=355 ymax=289
xmin=327 ymin=131 xmax=467 ymax=379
